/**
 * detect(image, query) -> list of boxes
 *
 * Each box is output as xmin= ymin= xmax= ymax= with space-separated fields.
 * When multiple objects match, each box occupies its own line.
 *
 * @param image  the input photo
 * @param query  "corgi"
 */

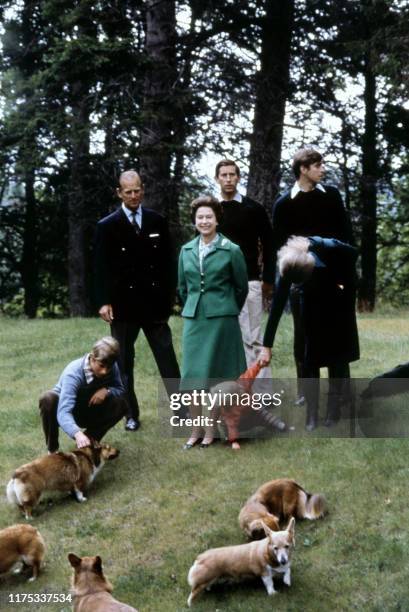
xmin=187 ymin=518 xmax=295 ymax=606
xmin=239 ymin=478 xmax=326 ymax=539
xmin=7 ymin=443 xmax=119 ymax=519
xmin=0 ymin=524 xmax=45 ymax=581
xmin=68 ymin=554 xmax=138 ymax=612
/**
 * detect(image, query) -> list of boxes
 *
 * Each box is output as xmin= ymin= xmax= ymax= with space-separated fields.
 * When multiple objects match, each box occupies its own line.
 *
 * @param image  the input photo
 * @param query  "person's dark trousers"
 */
xmin=302 ymin=364 xmax=320 ymax=431
xmin=290 ymin=287 xmax=306 ymax=401
xmin=39 ymin=390 xmax=128 ymax=452
xmin=302 ymin=362 xmax=351 ymax=429
xmin=325 ymin=362 xmax=351 ymax=426
xmin=111 ymin=320 xmax=181 ymax=420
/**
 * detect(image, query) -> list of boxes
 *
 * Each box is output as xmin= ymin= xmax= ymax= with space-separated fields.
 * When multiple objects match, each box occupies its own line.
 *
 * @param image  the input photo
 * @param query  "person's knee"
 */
xmin=109 ymin=395 xmax=128 ymax=418
xmin=39 ymin=391 xmax=58 ymax=415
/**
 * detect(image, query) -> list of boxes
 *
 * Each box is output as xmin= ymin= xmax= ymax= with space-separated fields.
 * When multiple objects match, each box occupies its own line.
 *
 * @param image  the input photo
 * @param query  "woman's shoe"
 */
xmin=182 ymin=438 xmax=200 ymax=450
xmin=199 ymin=438 xmax=214 ymax=449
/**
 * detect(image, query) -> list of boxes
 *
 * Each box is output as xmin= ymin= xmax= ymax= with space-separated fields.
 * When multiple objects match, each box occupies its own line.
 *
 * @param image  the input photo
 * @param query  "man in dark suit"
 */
xmin=94 ymin=170 xmax=180 ymax=431
xmin=215 ymin=159 xmax=274 ymax=379
xmin=271 ymin=147 xmax=355 ymax=428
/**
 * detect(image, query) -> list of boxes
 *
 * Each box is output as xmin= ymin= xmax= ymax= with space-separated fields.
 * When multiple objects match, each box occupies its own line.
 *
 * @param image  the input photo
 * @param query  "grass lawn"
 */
xmin=1 ymin=312 xmax=409 ymax=611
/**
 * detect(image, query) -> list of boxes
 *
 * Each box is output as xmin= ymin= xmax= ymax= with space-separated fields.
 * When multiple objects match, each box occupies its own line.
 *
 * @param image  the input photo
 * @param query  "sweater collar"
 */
xmin=291 ymin=182 xmax=326 ymax=199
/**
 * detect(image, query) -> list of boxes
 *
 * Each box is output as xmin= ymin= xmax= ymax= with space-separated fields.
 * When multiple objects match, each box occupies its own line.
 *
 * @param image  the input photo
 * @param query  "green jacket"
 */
xmin=178 ymin=234 xmax=248 ymax=318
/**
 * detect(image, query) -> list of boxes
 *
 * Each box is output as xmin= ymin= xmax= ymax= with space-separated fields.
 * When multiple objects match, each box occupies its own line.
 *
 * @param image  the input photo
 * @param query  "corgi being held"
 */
xmin=239 ymin=478 xmax=326 ymax=539
xmin=7 ymin=443 xmax=119 ymax=519
xmin=187 ymin=518 xmax=295 ymax=606
xmin=68 ymin=554 xmax=138 ymax=612
xmin=0 ymin=524 xmax=45 ymax=581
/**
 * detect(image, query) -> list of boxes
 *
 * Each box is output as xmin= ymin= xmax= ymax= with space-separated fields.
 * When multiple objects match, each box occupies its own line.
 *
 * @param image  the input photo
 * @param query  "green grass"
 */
xmin=1 ymin=313 xmax=409 ymax=611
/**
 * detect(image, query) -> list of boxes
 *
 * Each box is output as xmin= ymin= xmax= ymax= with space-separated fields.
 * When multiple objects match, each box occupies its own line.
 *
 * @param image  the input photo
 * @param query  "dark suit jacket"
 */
xmin=94 ymin=206 xmax=176 ymax=322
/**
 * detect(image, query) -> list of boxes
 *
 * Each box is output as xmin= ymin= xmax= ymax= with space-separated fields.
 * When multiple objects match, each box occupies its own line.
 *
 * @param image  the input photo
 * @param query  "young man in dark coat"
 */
xmin=271 ymin=148 xmax=355 ymax=410
xmin=94 ymin=170 xmax=180 ymax=431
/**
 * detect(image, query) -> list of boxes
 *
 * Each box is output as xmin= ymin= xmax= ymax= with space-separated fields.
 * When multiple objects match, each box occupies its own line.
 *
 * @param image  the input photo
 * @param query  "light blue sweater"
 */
xmin=53 ymin=354 xmax=125 ymax=438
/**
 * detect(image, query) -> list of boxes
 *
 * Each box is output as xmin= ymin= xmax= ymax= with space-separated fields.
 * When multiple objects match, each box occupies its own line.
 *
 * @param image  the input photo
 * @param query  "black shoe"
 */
xmin=125 ymin=418 xmax=140 ymax=431
xmin=305 ymin=408 xmax=318 ymax=432
xmin=324 ymin=405 xmax=340 ymax=427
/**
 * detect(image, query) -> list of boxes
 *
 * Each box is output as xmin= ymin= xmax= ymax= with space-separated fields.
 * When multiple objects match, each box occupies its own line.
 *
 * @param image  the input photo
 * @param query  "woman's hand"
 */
xmin=258 ymin=347 xmax=272 ymax=367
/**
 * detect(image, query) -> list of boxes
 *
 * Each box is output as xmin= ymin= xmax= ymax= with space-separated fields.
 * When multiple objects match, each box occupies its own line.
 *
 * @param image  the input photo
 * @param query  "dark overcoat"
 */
xmin=94 ymin=206 xmax=176 ymax=322
xmin=264 ymin=237 xmax=360 ymax=367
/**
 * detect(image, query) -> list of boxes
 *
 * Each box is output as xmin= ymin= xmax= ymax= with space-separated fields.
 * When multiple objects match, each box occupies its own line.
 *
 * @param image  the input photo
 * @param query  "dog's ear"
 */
xmin=260 ymin=520 xmax=274 ymax=538
xmin=93 ymin=556 xmax=103 ymax=573
xmin=286 ymin=517 xmax=296 ymax=544
xmin=88 ymin=437 xmax=101 ymax=449
xmin=68 ymin=553 xmax=82 ymax=568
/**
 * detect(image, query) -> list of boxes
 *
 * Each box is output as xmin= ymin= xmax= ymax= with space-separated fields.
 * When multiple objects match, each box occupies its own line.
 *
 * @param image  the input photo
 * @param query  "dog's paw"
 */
xmin=28 ymin=576 xmax=36 ymax=582
xmin=74 ymin=490 xmax=87 ymax=502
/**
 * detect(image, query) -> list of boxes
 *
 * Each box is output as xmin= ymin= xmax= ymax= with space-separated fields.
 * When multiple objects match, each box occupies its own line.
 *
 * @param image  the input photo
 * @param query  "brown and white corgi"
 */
xmin=239 ymin=478 xmax=326 ymax=539
xmin=7 ymin=443 xmax=119 ymax=519
xmin=0 ymin=524 xmax=45 ymax=581
xmin=187 ymin=518 xmax=295 ymax=606
xmin=68 ymin=554 xmax=138 ymax=612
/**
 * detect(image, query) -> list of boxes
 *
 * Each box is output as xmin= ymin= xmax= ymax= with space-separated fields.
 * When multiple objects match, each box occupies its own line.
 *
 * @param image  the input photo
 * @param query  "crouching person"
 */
xmin=39 ymin=337 xmax=127 ymax=452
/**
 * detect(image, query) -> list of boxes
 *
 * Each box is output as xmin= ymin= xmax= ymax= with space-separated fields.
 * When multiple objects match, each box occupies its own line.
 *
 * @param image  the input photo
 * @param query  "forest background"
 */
xmin=0 ymin=0 xmax=408 ymax=319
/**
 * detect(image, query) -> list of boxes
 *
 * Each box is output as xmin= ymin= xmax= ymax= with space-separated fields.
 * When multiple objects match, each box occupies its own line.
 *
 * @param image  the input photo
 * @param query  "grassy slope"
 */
xmin=0 ymin=313 xmax=409 ymax=611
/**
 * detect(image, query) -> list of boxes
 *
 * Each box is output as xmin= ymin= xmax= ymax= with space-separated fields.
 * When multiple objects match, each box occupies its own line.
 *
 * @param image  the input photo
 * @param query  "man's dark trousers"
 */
xmin=39 ymin=391 xmax=127 ymax=452
xmin=111 ymin=320 xmax=180 ymax=420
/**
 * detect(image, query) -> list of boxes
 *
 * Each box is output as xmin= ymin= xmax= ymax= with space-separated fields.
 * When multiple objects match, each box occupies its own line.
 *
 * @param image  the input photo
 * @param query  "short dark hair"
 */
xmin=190 ymin=196 xmax=223 ymax=223
xmin=292 ymin=148 xmax=323 ymax=179
xmin=214 ymin=159 xmax=241 ymax=178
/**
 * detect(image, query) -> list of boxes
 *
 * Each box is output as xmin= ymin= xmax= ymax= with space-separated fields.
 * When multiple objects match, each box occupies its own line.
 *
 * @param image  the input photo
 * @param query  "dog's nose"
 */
xmin=280 ymin=558 xmax=288 ymax=565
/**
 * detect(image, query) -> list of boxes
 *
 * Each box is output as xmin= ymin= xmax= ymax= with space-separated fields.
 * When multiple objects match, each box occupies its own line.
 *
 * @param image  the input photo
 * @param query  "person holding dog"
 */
xmin=39 ymin=336 xmax=127 ymax=452
xmin=178 ymin=196 xmax=248 ymax=448
xmin=259 ymin=236 xmax=359 ymax=431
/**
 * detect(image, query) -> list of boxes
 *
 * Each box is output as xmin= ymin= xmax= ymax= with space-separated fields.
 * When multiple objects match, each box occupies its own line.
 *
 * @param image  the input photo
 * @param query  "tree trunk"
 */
xmin=247 ymin=0 xmax=295 ymax=210
xmin=358 ymin=52 xmax=378 ymax=312
xmin=139 ymin=0 xmax=177 ymax=215
xmin=21 ymin=167 xmax=39 ymax=318
xmin=67 ymin=80 xmax=91 ymax=316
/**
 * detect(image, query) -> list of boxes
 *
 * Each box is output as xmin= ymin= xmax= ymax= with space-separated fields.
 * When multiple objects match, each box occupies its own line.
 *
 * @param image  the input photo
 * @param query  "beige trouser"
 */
xmin=239 ymin=280 xmax=270 ymax=379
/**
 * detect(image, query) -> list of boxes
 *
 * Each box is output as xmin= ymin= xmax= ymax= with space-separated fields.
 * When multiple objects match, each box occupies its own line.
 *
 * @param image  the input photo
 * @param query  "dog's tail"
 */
xmin=187 ymin=561 xmax=198 ymax=587
xmin=297 ymin=488 xmax=326 ymax=520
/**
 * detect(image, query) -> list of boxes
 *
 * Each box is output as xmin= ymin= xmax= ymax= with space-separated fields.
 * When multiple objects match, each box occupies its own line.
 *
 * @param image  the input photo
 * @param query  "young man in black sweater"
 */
xmin=271 ymin=148 xmax=355 ymax=428
xmin=215 ymin=159 xmax=274 ymax=380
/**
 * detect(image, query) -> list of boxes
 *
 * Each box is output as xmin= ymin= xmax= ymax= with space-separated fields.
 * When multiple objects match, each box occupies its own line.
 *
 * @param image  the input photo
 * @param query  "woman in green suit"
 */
xmin=178 ymin=196 xmax=248 ymax=448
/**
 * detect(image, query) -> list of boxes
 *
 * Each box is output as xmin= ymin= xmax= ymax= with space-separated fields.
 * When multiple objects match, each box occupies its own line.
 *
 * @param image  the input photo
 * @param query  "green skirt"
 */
xmin=181 ymin=298 xmax=246 ymax=390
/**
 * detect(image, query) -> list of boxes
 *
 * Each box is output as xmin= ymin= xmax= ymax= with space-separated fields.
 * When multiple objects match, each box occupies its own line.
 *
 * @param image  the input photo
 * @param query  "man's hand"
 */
xmin=258 ymin=347 xmax=272 ymax=367
xmin=99 ymin=304 xmax=113 ymax=323
xmin=74 ymin=431 xmax=91 ymax=448
xmin=262 ymin=282 xmax=273 ymax=311
xmin=89 ymin=388 xmax=109 ymax=406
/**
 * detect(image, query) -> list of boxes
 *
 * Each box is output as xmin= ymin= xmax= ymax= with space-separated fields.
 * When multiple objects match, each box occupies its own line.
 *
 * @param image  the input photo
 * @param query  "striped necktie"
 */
xmin=131 ymin=212 xmax=140 ymax=233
